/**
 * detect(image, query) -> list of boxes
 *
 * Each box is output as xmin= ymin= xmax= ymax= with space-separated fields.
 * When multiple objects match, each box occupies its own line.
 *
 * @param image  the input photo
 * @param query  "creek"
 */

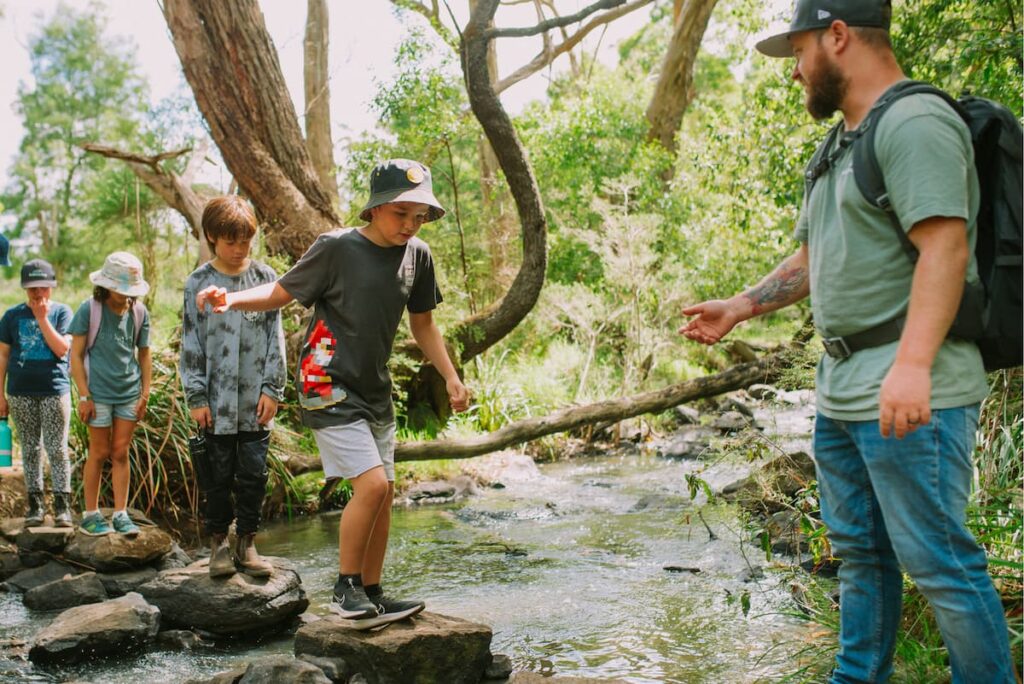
xmin=0 ymin=392 xmax=818 ymax=683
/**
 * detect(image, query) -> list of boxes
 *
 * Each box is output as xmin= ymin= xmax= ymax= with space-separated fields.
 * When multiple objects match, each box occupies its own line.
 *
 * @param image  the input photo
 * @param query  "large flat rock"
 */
xmin=294 ymin=612 xmax=492 ymax=684
xmin=24 ymin=572 xmax=108 ymax=611
xmin=138 ymin=557 xmax=307 ymax=636
xmin=28 ymin=592 xmax=160 ymax=664
xmin=63 ymin=525 xmax=173 ymax=572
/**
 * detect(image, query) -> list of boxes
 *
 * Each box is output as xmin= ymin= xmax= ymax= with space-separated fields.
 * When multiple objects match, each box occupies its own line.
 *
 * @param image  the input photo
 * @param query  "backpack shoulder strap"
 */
xmin=86 ymin=299 xmax=101 ymax=351
xmin=852 ymin=81 xmax=967 ymax=263
xmin=131 ymin=301 xmax=145 ymax=348
xmin=804 ymin=120 xmax=845 ymax=198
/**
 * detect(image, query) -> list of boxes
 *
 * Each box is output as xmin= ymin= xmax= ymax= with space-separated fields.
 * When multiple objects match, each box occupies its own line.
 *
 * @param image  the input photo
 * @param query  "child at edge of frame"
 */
xmin=196 ymin=159 xmax=470 ymax=626
xmin=181 ymin=195 xmax=286 ymax=578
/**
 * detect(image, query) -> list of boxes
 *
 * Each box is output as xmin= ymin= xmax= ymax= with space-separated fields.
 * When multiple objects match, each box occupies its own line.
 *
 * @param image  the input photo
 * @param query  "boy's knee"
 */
xmin=357 ymin=475 xmax=390 ymax=502
xmin=109 ymin=450 xmax=130 ymax=466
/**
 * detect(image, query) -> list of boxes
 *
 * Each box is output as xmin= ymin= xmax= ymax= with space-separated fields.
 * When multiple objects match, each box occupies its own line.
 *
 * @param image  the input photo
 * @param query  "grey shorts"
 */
xmin=89 ymin=401 xmax=137 ymax=427
xmin=313 ymin=420 xmax=396 ymax=482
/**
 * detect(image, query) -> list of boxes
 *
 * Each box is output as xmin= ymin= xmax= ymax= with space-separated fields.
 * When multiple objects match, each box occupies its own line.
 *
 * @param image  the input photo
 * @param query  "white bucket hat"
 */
xmin=89 ymin=251 xmax=150 ymax=297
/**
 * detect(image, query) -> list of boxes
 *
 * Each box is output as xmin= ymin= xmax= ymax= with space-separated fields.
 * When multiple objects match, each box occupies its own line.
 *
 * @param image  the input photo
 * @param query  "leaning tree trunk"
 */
xmin=456 ymin=0 xmax=548 ymax=363
xmin=163 ymin=0 xmax=339 ymax=259
xmin=303 ymin=0 xmax=338 ymax=203
xmin=645 ymin=0 xmax=719 ymax=153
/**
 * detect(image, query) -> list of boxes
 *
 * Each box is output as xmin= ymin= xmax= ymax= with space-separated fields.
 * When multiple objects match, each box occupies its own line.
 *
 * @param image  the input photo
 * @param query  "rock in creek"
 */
xmin=16 ymin=525 xmax=75 ymax=555
xmin=460 ymin=450 xmax=541 ymax=487
xmin=138 ymin=557 xmax=307 ymax=636
xmin=294 ymin=612 xmax=492 ymax=684
xmin=96 ymin=567 xmax=160 ymax=597
xmin=63 ymin=525 xmax=173 ymax=572
xmin=719 ymin=451 xmax=817 ymax=515
xmin=23 ymin=571 xmax=108 ymax=611
xmin=0 ymin=540 xmax=22 ymax=580
xmin=238 ymin=655 xmax=332 ymax=683
xmin=28 ymin=592 xmax=160 ymax=664
xmin=5 ymin=559 xmax=79 ymax=593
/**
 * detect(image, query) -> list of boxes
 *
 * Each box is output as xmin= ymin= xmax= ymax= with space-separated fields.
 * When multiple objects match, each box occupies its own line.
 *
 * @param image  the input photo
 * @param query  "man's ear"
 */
xmin=827 ymin=19 xmax=852 ymax=54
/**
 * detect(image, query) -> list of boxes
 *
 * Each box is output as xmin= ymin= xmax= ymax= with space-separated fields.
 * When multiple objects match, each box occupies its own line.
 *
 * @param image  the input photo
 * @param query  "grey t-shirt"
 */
xmin=795 ymin=91 xmax=989 ymax=420
xmin=278 ymin=228 xmax=442 ymax=429
xmin=69 ymin=299 xmax=150 ymax=405
xmin=180 ymin=261 xmax=286 ymax=435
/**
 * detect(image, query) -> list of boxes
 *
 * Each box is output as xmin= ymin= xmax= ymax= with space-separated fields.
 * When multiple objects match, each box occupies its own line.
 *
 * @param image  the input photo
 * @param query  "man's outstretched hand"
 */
xmin=679 ymin=299 xmax=741 ymax=345
xmin=196 ymin=286 xmax=230 ymax=313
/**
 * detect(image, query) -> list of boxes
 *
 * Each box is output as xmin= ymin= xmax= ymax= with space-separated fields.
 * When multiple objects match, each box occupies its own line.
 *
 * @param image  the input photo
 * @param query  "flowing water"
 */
xmin=0 ymin=393 xmax=819 ymax=683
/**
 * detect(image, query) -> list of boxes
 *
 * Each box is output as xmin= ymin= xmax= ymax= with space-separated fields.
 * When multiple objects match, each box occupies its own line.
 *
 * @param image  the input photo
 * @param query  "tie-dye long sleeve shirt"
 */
xmin=180 ymin=261 xmax=286 ymax=435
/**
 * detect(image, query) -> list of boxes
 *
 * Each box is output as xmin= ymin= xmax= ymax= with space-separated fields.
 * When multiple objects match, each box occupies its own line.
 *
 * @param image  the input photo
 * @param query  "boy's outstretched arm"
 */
xmin=679 ymin=244 xmax=810 ymax=345
xmin=408 ymin=311 xmax=470 ymax=412
xmin=196 ymin=282 xmax=294 ymax=313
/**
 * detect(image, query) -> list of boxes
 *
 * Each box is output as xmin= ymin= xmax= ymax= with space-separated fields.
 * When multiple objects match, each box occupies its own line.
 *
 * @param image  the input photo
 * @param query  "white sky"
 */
xmin=0 ymin=0 xmax=675 ymax=193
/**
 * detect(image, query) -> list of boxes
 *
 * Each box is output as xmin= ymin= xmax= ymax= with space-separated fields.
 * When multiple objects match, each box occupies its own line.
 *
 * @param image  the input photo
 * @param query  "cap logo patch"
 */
xmin=817 ymin=9 xmax=831 ymax=20
xmin=406 ymin=167 xmax=424 ymax=184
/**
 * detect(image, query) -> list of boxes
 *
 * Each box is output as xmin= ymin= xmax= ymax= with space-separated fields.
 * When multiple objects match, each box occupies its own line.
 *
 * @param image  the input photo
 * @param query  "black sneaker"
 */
xmin=330 ymin=578 xmax=378 ymax=620
xmin=370 ymin=594 xmax=425 ymax=621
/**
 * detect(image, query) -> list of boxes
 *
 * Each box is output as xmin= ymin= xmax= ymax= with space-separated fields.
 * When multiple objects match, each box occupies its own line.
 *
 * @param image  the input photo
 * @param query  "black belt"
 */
xmin=820 ymin=317 xmax=906 ymax=360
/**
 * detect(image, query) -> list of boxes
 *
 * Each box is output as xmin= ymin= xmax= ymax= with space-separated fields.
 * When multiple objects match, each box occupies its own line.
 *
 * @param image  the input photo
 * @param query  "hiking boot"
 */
xmin=79 ymin=511 xmax=113 ymax=536
xmin=111 ymin=511 xmax=140 ymax=538
xmin=24 ymin=492 xmax=46 ymax=527
xmin=331 ymin=577 xmax=378 ymax=619
xmin=368 ymin=592 xmax=425 ymax=621
xmin=208 ymin=533 xmax=235 ymax=578
xmin=52 ymin=493 xmax=74 ymax=528
xmin=233 ymin=533 xmax=272 ymax=577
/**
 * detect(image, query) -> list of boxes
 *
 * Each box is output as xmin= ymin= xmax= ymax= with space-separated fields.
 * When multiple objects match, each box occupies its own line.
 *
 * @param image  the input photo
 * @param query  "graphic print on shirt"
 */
xmin=298 ymin=319 xmax=347 ymax=410
xmin=17 ymin=318 xmax=50 ymax=365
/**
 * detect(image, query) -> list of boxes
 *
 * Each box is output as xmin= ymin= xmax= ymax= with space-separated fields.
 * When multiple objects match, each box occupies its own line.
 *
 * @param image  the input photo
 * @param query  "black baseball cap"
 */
xmin=359 ymin=159 xmax=446 ymax=223
xmin=756 ymin=0 xmax=891 ymax=58
xmin=21 ymin=259 xmax=57 ymax=288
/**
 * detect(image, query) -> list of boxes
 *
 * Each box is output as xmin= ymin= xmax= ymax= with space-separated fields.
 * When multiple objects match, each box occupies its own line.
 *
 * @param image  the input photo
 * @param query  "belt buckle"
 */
xmin=821 ymin=336 xmax=852 ymax=360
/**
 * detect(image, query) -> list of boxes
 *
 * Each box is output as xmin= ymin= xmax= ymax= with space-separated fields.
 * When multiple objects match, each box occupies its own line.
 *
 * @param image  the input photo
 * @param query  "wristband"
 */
xmin=79 ymin=396 xmax=91 ymax=403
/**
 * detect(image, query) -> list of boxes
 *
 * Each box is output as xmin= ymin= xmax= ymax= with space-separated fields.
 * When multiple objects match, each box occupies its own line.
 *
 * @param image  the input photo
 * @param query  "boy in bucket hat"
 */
xmin=197 ymin=159 xmax=469 ymax=628
xmin=683 ymin=1 xmax=1015 ymax=682
xmin=0 ymin=259 xmax=75 ymax=527
xmin=69 ymin=252 xmax=152 ymax=537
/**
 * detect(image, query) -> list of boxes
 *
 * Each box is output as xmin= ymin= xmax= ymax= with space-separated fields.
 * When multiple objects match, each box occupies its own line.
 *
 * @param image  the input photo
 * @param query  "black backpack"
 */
xmin=806 ymin=80 xmax=1023 ymax=371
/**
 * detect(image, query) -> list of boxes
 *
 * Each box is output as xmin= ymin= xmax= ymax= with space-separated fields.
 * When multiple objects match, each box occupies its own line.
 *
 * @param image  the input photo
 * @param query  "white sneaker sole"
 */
xmin=339 ymin=604 xmax=425 ymax=631
xmin=328 ymin=601 xmax=378 ymax=620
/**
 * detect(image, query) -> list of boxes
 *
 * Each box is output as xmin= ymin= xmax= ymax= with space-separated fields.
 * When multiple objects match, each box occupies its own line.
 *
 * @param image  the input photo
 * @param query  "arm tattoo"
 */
xmin=743 ymin=265 xmax=808 ymax=315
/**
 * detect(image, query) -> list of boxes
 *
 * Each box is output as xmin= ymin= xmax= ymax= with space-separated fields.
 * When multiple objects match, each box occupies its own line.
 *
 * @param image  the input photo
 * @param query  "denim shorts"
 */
xmin=88 ymin=401 xmax=138 ymax=427
xmin=313 ymin=420 xmax=396 ymax=481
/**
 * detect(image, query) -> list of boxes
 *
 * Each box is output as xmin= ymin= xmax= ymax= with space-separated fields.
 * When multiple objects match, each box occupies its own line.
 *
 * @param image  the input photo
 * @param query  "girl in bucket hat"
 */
xmin=68 ymin=252 xmax=152 ymax=536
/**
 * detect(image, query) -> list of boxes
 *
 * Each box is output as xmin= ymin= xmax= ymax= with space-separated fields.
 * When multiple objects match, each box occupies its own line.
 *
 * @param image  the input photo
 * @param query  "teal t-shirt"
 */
xmin=69 ymin=299 xmax=150 ymax=405
xmin=795 ymin=90 xmax=990 ymax=420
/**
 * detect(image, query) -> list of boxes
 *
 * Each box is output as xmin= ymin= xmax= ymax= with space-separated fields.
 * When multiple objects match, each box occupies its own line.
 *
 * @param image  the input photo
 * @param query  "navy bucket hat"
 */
xmin=359 ymin=159 xmax=446 ymax=223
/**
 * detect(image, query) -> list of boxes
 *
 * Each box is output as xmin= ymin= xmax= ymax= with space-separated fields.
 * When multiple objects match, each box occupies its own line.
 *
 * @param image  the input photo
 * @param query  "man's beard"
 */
xmin=806 ymin=54 xmax=848 ymax=120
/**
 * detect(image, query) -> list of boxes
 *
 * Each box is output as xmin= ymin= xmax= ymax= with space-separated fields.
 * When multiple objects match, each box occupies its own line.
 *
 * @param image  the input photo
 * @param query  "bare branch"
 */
xmin=486 ymin=0 xmax=626 ymax=38
xmin=494 ymin=0 xmax=653 ymax=94
xmin=389 ymin=0 xmax=458 ymax=48
xmin=80 ymin=143 xmax=192 ymax=169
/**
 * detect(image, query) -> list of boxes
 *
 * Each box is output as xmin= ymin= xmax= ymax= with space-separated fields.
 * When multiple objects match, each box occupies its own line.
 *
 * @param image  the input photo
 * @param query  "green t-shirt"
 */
xmin=795 ymin=90 xmax=990 ymax=420
xmin=69 ymin=299 xmax=150 ymax=405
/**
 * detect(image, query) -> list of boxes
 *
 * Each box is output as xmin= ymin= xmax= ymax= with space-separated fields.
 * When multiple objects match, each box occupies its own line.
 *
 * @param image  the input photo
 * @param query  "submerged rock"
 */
xmin=294 ymin=612 xmax=492 ymax=684
xmin=156 ymin=629 xmax=204 ymax=651
xmin=24 ymin=571 xmax=108 ymax=611
xmin=238 ymin=655 xmax=332 ymax=683
xmin=403 ymin=476 xmax=478 ymax=504
xmin=63 ymin=525 xmax=173 ymax=572
xmin=296 ymin=654 xmax=350 ymax=682
xmin=138 ymin=557 xmax=307 ymax=636
xmin=28 ymin=592 xmax=160 ymax=664
xmin=486 ymin=653 xmax=514 ymax=680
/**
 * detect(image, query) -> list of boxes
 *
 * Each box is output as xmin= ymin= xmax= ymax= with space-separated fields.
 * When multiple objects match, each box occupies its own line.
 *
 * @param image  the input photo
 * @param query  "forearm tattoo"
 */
xmin=743 ymin=264 xmax=808 ymax=315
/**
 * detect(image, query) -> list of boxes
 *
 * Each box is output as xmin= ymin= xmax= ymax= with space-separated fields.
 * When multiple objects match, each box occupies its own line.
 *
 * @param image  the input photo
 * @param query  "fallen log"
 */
xmin=394 ymin=353 xmax=784 ymax=462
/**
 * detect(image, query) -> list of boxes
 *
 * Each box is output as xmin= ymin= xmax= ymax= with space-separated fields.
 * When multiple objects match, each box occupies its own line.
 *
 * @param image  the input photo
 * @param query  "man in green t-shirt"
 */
xmin=680 ymin=1 xmax=1013 ymax=682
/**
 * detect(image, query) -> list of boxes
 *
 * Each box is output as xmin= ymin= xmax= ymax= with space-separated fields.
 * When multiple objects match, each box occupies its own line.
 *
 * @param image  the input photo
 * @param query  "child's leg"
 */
xmin=233 ymin=431 xmax=270 ymax=535
xmin=83 ymin=424 xmax=113 ymax=511
xmin=39 ymin=395 xmax=73 ymax=494
xmin=108 ymin=418 xmax=137 ymax=511
xmin=360 ymin=481 xmax=395 ymax=586
xmin=338 ymin=466 xmax=390 ymax=575
xmin=8 ymin=396 xmax=45 ymax=493
xmin=204 ymin=433 xmax=240 ymax=535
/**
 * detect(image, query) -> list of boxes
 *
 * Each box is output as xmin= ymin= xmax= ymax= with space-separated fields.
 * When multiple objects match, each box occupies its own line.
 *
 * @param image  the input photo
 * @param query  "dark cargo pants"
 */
xmin=202 ymin=430 xmax=270 ymax=536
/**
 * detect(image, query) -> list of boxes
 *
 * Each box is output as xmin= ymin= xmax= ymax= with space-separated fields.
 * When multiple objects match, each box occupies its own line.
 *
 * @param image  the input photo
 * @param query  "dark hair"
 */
xmin=201 ymin=196 xmax=257 ymax=254
xmin=92 ymin=286 xmax=136 ymax=307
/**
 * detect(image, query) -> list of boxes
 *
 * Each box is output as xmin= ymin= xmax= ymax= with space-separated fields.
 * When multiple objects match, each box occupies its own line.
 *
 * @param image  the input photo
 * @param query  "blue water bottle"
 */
xmin=0 ymin=417 xmax=12 ymax=468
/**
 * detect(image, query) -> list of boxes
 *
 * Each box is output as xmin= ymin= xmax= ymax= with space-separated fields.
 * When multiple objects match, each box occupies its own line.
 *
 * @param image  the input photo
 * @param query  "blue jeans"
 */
xmin=813 ymin=405 xmax=1013 ymax=684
